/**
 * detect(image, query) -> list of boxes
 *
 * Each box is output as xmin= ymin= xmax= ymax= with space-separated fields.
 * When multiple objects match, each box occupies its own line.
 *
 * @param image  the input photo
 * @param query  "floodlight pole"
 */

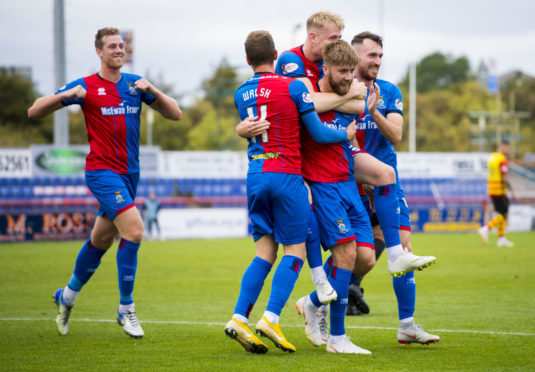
xmin=53 ymin=0 xmax=69 ymax=147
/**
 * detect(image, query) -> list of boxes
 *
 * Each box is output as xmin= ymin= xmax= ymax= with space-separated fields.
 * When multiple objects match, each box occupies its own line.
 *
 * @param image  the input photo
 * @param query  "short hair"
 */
xmin=306 ymin=11 xmax=344 ymax=32
xmin=323 ymin=40 xmax=358 ymax=67
xmin=351 ymin=31 xmax=383 ymax=48
xmin=95 ymin=27 xmax=121 ymax=49
xmin=244 ymin=30 xmax=276 ymax=68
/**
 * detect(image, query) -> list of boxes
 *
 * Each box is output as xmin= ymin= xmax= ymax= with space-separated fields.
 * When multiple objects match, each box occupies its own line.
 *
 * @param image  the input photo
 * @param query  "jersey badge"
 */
xmin=336 ymin=219 xmax=349 ymax=234
xmin=282 ymin=63 xmax=299 ymax=74
xmin=395 ymin=98 xmax=403 ymax=111
xmin=377 ymin=96 xmax=385 ymax=109
xmin=127 ymin=83 xmax=137 ymax=96
xmin=114 ymin=191 xmax=125 ymax=204
xmin=302 ymin=92 xmax=312 ymax=103
xmin=98 ymin=87 xmax=106 ymax=96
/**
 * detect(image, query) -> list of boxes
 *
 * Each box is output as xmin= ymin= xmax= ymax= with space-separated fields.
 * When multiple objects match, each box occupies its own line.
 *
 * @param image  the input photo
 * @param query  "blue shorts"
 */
xmin=309 ymin=180 xmax=374 ymax=250
xmin=360 ymin=183 xmax=411 ymax=231
xmin=247 ymin=172 xmax=310 ymax=244
xmin=86 ymin=170 xmax=139 ymax=220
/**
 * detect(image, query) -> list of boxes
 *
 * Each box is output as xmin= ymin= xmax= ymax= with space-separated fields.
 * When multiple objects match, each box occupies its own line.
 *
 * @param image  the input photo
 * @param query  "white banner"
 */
xmin=160 ymin=151 xmax=248 ymax=179
xmin=507 ymin=205 xmax=535 ymax=232
xmin=159 ymin=208 xmax=249 ymax=239
xmin=397 ymin=152 xmax=489 ymax=179
xmin=0 ymin=149 xmax=32 ymax=177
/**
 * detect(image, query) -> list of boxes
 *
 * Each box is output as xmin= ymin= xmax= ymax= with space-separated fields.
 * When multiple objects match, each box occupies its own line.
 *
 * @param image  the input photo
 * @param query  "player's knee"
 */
xmin=123 ymin=222 xmax=144 ymax=243
xmin=91 ymin=234 xmax=116 ymax=250
xmin=381 ymin=164 xmax=396 ymax=184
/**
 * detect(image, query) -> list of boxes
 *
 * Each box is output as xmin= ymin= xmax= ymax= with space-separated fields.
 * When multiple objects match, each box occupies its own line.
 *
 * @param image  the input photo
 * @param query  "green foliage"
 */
xmin=399 ymin=81 xmax=497 ymax=152
xmin=399 ymin=52 xmax=472 ymax=93
xmin=0 ymin=68 xmax=53 ymax=146
xmin=0 ymin=232 xmax=534 ymax=370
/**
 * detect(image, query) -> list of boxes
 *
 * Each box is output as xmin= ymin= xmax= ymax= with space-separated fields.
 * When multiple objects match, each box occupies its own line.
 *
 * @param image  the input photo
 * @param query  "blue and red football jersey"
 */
xmin=301 ymin=110 xmax=356 ymax=183
xmin=355 ymin=79 xmax=403 ymax=173
xmin=234 ymin=72 xmax=316 ymax=175
xmin=57 ymin=73 xmax=155 ymax=174
xmin=275 ymin=46 xmax=323 ymax=86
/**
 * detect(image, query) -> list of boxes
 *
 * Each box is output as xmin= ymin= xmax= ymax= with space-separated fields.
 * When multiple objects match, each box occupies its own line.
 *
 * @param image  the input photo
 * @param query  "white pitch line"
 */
xmin=1 ymin=317 xmax=534 ymax=337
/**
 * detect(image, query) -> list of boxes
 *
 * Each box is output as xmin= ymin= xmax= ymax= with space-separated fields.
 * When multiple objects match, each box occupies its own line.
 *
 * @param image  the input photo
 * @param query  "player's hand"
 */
xmin=349 ymin=80 xmax=368 ymax=100
xmin=134 ymin=79 xmax=156 ymax=94
xmin=236 ymin=116 xmax=271 ymax=138
xmin=65 ymin=85 xmax=86 ymax=100
xmin=346 ymin=120 xmax=356 ymax=140
xmin=367 ymin=83 xmax=380 ymax=115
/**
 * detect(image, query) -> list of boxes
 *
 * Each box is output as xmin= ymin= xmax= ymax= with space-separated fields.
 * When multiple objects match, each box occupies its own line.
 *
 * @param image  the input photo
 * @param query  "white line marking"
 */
xmin=1 ymin=317 xmax=534 ymax=337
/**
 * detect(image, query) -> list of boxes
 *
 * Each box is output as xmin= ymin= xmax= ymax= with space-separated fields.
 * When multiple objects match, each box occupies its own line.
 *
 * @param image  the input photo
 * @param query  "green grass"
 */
xmin=1 ymin=232 xmax=535 ymax=371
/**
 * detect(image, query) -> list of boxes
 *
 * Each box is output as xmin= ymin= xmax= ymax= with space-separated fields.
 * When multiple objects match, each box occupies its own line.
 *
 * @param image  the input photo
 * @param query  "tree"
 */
xmin=399 ymin=52 xmax=472 ymax=93
xmin=0 ymin=68 xmax=52 ymax=146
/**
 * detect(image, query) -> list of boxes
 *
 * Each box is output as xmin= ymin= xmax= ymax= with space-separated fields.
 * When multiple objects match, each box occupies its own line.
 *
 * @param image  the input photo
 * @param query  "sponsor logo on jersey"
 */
xmin=395 ymin=98 xmax=403 ymax=111
xmin=100 ymin=103 xmax=140 ymax=116
xmin=114 ymin=191 xmax=125 ymax=204
xmin=336 ymin=219 xmax=349 ymax=234
xmin=282 ymin=63 xmax=299 ymax=74
xmin=127 ymin=83 xmax=137 ymax=96
xmin=302 ymin=92 xmax=312 ymax=103
xmin=98 ymin=87 xmax=106 ymax=96
xmin=251 ymin=152 xmax=281 ymax=161
xmin=306 ymin=69 xmax=314 ymax=77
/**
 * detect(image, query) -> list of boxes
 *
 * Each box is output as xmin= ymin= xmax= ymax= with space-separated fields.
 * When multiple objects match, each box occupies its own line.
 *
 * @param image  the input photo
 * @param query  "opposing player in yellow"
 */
xmin=478 ymin=141 xmax=516 ymax=247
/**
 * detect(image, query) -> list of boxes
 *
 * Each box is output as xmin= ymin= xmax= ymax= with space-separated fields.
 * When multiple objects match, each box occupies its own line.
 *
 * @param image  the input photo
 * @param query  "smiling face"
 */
xmin=96 ymin=34 xmax=125 ymax=70
xmin=354 ymin=38 xmax=383 ymax=81
xmin=325 ymin=64 xmax=355 ymax=95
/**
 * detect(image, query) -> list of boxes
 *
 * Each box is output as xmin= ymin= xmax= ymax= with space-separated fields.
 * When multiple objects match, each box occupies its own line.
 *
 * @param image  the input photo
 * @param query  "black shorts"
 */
xmin=491 ymin=195 xmax=509 ymax=216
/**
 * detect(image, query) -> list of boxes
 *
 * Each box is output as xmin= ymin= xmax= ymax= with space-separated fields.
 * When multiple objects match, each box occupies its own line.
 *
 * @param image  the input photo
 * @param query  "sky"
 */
xmin=1 ymin=0 xmax=535 ymax=104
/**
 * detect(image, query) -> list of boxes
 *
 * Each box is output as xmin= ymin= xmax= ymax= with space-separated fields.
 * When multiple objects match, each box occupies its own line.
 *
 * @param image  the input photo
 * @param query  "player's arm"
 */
xmin=368 ymin=83 xmax=403 ymax=145
xmin=28 ymin=85 xmax=86 ymax=119
xmin=135 ymin=79 xmax=182 ymax=121
xmin=501 ymin=161 xmax=517 ymax=200
xmin=301 ymin=111 xmax=355 ymax=143
xmin=236 ymin=116 xmax=270 ymax=139
xmin=297 ymin=77 xmax=366 ymax=114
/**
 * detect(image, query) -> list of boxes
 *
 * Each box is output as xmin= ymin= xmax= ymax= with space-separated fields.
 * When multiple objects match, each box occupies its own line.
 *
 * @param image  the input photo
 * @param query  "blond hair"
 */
xmin=306 ymin=11 xmax=344 ymax=32
xmin=323 ymin=40 xmax=358 ymax=67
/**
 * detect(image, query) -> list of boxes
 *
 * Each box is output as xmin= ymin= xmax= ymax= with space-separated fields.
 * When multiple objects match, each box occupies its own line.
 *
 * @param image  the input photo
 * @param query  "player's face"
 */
xmin=354 ymin=39 xmax=383 ymax=81
xmin=97 ymin=35 xmax=125 ymax=69
xmin=327 ymin=65 xmax=355 ymax=96
xmin=312 ymin=25 xmax=342 ymax=55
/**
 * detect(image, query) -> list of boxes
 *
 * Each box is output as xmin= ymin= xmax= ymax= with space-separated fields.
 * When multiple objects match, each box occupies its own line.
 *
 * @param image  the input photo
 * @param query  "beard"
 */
xmin=329 ymin=74 xmax=351 ymax=96
xmin=358 ymin=64 xmax=378 ymax=81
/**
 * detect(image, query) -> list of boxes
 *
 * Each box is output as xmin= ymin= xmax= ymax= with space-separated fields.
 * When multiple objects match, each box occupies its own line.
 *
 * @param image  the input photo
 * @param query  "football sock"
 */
xmin=119 ymin=303 xmax=135 ymax=314
xmin=306 ymin=208 xmax=324 ymax=270
xmin=323 ymin=255 xmax=334 ymax=277
xmin=328 ymin=266 xmax=352 ymax=336
xmin=311 ymin=266 xmax=328 ymax=285
xmin=497 ymin=214 xmax=507 ymax=237
xmin=393 ymin=271 xmax=416 ymax=320
xmin=399 ymin=316 xmax=415 ymax=328
xmin=233 ymin=256 xmax=272 ymax=319
xmin=62 ymin=285 xmax=79 ymax=305
xmin=374 ymin=237 xmax=386 ymax=261
xmin=263 ymin=310 xmax=280 ymax=324
xmin=488 ymin=214 xmax=504 ymax=230
xmin=69 ymin=238 xmax=107 ymax=293
xmin=373 ymin=185 xmax=404 ymax=262
xmin=266 ymin=255 xmax=303 ymax=317
xmin=116 ymin=238 xmax=140 ymax=305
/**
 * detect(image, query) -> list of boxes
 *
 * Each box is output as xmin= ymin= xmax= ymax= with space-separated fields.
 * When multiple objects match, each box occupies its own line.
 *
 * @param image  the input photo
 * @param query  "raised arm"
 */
xmin=368 ymin=83 xmax=403 ymax=145
xmin=28 ymin=85 xmax=86 ymax=119
xmin=135 ymin=79 xmax=182 ymax=121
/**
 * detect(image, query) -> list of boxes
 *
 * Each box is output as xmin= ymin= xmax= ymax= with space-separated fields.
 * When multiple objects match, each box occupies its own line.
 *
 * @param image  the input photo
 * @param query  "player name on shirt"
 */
xmin=100 ymin=103 xmax=140 ymax=116
xmin=242 ymin=87 xmax=272 ymax=101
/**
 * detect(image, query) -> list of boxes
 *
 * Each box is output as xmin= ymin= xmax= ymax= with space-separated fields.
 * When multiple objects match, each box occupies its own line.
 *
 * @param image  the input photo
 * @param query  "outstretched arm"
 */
xmin=135 ymin=79 xmax=182 ymax=121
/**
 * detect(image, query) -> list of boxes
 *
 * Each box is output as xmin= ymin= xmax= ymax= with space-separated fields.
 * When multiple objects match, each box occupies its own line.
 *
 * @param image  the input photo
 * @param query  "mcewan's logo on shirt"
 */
xmin=100 ymin=102 xmax=140 ymax=116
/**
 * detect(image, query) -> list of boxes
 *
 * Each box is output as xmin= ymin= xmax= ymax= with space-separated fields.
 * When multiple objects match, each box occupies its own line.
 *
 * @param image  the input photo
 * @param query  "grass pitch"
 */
xmin=1 ymin=232 xmax=534 ymax=371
